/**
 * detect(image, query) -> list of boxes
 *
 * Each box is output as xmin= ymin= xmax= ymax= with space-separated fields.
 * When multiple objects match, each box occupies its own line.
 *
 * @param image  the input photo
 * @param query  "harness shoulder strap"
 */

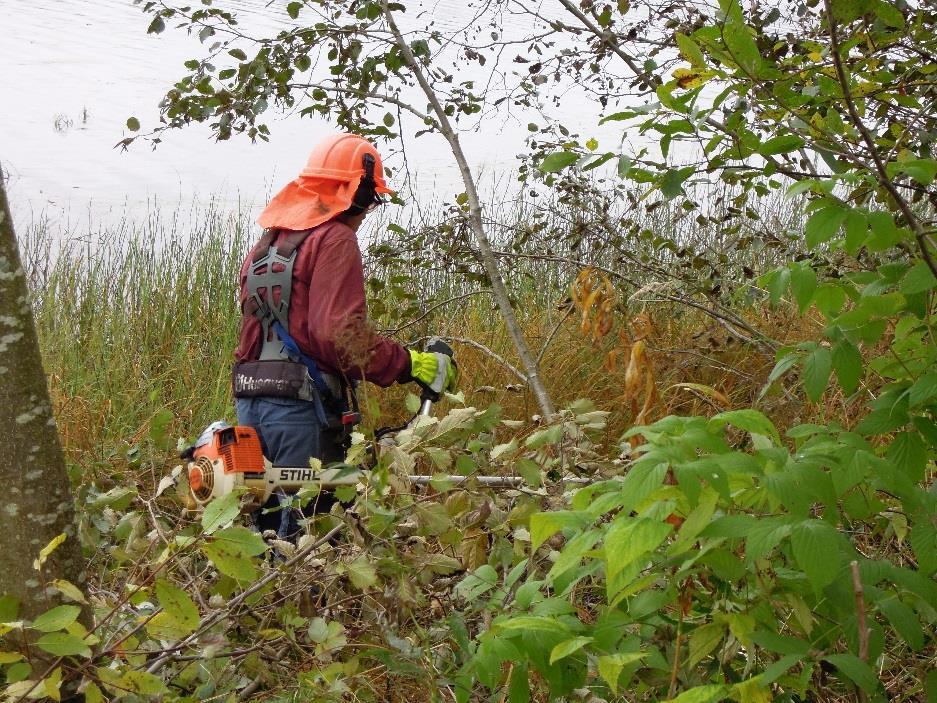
xmin=242 ymin=228 xmax=345 ymax=408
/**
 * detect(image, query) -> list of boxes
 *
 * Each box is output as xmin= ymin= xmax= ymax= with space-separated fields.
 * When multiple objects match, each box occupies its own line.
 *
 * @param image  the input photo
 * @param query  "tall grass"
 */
xmin=22 ymin=203 xmax=251 ymax=479
xmin=22 ymin=194 xmax=818 ymax=479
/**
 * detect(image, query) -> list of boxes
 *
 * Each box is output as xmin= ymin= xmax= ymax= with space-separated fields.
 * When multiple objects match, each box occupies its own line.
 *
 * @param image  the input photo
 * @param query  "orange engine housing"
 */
xmin=193 ymin=425 xmax=265 ymax=475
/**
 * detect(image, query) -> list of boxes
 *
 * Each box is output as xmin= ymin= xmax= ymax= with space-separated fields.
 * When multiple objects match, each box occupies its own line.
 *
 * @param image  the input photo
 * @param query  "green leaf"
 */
xmin=791 ymin=520 xmax=843 ymax=591
xmin=346 ymin=555 xmax=378 ymax=590
xmin=752 ymin=630 xmax=810 ymax=656
xmin=539 ymin=151 xmax=579 ymax=173
xmin=508 ymin=661 xmax=530 ymax=703
xmin=201 ymin=492 xmax=241 ymax=534
xmin=711 ymin=409 xmax=780 ymax=443
xmin=909 ymin=373 xmax=937 ymax=408
xmin=155 ymin=579 xmax=199 ymax=634
xmin=604 ymin=517 xmax=672 ymax=580
xmin=688 ymin=623 xmax=724 ymax=667
xmin=844 ymin=211 xmax=869 ymax=255
xmin=759 ymin=135 xmax=805 ymax=156
xmin=900 ymin=261 xmax=937 ymax=295
xmin=866 ymin=211 xmax=902 ymax=251
xmin=887 ymin=158 xmax=937 ymax=185
xmin=660 ymin=167 xmax=694 ymax=199
xmin=202 ymin=526 xmax=266 ymax=581
xmin=548 ymin=529 xmax=601 ymax=579
xmin=294 ymin=54 xmax=311 ymax=72
xmin=126 ymin=117 xmax=140 ymax=131
xmin=287 ymin=1 xmax=302 ymax=19
xmin=872 ymin=0 xmax=904 ymax=26
xmin=873 ymin=0 xmax=905 ymax=27
xmin=831 ymin=0 xmax=873 ymax=22
xmin=790 ymin=264 xmax=817 ymax=313
xmin=855 ymin=404 xmax=910 ymax=434
xmin=887 ymin=432 xmax=927 ymax=482
xmin=668 ymin=684 xmax=730 ymax=703
xmin=525 ymin=423 xmax=563 ymax=449
xmin=201 ymin=543 xmax=257 ymax=581
xmin=456 ymin=564 xmax=498 ymax=600
xmin=723 ymin=15 xmax=761 ymax=75
xmin=549 ymin=636 xmax=592 ymax=664
xmin=878 ymin=597 xmax=924 ymax=650
xmin=49 ymin=580 xmax=86 ymax=605
xmin=803 ymin=346 xmax=832 ymax=402
xmin=35 ymin=632 xmax=91 ymax=658
xmin=414 ymin=502 xmax=452 ymax=536
xmin=909 ymin=510 xmax=937 ymax=576
xmin=529 ymin=510 xmax=593 ymax=549
xmin=31 ymin=605 xmax=81 ymax=633
xmin=765 ymin=267 xmax=790 ymax=306
xmin=676 ymin=33 xmax=705 ymax=67
xmin=120 ymin=670 xmax=168 ymax=696
xmin=805 ymin=205 xmax=847 ymax=248
xmin=597 ymin=652 xmax=647 ymax=694
xmin=147 ymin=15 xmax=165 ymax=34
xmin=832 ymin=339 xmax=862 ymax=394
xmin=823 ymin=653 xmax=879 ymax=691
xmin=228 ymin=48 xmax=247 ymax=61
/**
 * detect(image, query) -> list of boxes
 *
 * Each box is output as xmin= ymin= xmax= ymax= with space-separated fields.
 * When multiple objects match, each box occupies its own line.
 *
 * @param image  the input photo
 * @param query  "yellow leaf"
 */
xmin=734 ymin=676 xmax=772 ymax=703
xmin=672 ymin=66 xmax=714 ymax=89
xmin=0 ymin=651 xmax=24 ymax=664
xmin=34 ymin=534 xmax=67 ymax=570
xmin=82 ymin=681 xmax=104 ymax=703
xmin=50 ymin=580 xmax=87 ymax=605
xmin=43 ymin=667 xmax=63 ymax=702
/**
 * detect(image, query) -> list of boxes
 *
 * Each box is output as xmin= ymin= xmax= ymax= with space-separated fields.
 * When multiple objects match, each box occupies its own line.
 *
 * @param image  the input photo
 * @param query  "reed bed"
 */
xmin=21 ymin=193 xmax=822 ymax=480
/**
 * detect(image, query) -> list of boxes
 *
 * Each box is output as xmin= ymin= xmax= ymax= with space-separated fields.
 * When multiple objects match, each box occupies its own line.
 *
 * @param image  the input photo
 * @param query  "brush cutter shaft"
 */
xmin=409 ymin=475 xmax=591 ymax=488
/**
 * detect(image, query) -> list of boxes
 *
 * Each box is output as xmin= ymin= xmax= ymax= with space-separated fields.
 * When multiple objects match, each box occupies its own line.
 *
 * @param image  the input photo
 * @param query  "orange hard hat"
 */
xmin=258 ymin=133 xmax=393 ymax=231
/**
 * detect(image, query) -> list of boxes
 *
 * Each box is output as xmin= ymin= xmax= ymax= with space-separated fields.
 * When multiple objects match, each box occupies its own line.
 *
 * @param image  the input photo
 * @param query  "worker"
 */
xmin=232 ymin=133 xmax=458 ymax=538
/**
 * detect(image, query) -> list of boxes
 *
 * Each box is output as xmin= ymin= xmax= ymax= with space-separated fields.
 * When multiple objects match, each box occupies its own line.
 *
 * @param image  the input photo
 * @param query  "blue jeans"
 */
xmin=235 ymin=396 xmax=345 ymax=537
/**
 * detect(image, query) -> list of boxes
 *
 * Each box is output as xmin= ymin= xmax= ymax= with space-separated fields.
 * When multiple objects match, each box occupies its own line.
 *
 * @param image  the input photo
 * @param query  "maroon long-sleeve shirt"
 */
xmin=235 ymin=220 xmax=410 ymax=387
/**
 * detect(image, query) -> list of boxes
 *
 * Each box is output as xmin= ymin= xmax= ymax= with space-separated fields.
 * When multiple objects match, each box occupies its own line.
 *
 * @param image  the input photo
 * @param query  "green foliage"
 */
xmin=7 ymin=0 xmax=937 ymax=699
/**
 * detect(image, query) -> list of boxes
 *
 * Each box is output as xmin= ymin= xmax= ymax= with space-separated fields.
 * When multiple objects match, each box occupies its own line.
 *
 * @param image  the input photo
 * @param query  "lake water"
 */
xmin=1 ymin=0 xmax=630 ymax=233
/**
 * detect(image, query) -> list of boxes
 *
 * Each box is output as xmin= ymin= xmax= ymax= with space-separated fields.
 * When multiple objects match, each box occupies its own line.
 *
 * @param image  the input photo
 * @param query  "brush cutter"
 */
xmin=183 ymin=339 xmax=586 ymax=509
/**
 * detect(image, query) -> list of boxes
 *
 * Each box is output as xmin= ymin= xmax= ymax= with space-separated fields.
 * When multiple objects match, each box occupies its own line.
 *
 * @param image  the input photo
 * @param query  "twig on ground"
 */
xmin=145 ymin=523 xmax=344 ymax=675
xmin=237 ymin=643 xmax=290 ymax=700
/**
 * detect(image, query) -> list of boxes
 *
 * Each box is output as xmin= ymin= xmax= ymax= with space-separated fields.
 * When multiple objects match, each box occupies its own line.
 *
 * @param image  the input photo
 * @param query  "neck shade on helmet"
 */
xmin=257 ymin=133 xmax=393 ymax=231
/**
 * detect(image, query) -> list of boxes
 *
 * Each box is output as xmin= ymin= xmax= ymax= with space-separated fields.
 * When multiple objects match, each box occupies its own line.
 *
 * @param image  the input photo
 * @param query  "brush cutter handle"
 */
xmin=418 ymin=337 xmax=455 ymax=413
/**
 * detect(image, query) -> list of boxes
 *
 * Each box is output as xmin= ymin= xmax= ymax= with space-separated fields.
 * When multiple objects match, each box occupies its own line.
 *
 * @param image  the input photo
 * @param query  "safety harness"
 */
xmin=236 ymin=228 xmax=360 ymax=427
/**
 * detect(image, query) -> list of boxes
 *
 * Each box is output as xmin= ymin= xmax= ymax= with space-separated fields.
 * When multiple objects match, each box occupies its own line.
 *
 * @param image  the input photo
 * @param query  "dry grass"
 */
xmin=19 ymin=203 xmax=850 ymax=483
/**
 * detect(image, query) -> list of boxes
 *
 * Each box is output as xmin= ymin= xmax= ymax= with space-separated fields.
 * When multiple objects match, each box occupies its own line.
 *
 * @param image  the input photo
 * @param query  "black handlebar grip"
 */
xmin=425 ymin=337 xmax=454 ymax=358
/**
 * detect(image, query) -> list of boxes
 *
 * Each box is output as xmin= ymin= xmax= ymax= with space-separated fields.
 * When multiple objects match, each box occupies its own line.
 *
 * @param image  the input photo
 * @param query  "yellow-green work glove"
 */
xmin=408 ymin=349 xmax=458 ymax=399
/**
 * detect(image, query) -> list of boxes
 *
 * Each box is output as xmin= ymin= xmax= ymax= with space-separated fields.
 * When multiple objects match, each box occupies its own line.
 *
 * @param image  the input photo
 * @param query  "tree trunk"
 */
xmin=0 ymin=170 xmax=85 ymax=619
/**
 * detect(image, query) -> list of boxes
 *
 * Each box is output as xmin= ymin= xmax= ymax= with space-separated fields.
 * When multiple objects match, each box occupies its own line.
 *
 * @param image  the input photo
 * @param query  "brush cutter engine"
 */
xmin=182 ymin=422 xmax=360 ymax=507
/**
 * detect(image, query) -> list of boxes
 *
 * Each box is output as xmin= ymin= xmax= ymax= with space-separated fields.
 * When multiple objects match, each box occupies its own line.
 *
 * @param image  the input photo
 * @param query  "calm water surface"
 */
xmin=1 ymin=0 xmax=624 ymax=230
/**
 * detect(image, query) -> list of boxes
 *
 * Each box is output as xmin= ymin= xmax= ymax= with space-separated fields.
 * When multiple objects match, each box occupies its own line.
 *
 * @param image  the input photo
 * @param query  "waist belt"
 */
xmin=272 ymin=321 xmax=344 ymax=407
